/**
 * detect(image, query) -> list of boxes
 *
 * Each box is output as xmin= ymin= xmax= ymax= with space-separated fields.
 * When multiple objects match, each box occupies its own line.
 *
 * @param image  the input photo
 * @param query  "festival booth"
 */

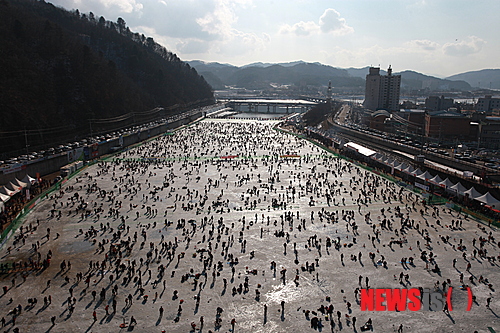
xmin=416 ymin=170 xmax=432 ymax=182
xmin=396 ymin=163 xmax=408 ymax=172
xmin=21 ymin=174 xmax=37 ymax=187
xmin=0 ymin=174 xmax=38 ymax=212
xmin=428 ymin=174 xmax=444 ymax=186
xmin=438 ymin=178 xmax=455 ymax=189
xmin=463 ymin=186 xmax=482 ymax=200
xmin=344 ymin=142 xmax=377 ymax=162
xmin=474 ymin=192 xmax=500 ymax=209
xmin=412 ymin=168 xmax=423 ymax=177
xmin=0 ymin=186 xmax=16 ymax=197
xmin=449 ymin=182 xmax=468 ymax=196
xmin=5 ymin=181 xmax=23 ymax=195
xmin=371 ymin=153 xmax=384 ymax=162
xmin=402 ymin=165 xmax=415 ymax=175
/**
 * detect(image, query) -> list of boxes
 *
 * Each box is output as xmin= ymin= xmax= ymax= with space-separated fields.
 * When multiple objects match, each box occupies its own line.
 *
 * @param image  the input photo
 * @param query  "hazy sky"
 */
xmin=49 ymin=0 xmax=500 ymax=77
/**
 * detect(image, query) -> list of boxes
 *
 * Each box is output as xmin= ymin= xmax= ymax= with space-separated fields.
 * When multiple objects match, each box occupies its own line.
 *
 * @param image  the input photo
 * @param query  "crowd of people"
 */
xmin=0 ymin=119 xmax=497 ymax=332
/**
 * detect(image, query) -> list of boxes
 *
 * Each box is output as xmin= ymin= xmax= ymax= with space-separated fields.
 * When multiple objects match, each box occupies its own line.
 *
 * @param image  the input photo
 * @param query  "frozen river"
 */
xmin=0 ymin=118 xmax=498 ymax=333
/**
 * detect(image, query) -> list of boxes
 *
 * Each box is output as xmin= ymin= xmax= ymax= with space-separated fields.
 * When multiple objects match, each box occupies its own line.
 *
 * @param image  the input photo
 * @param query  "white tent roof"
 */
xmin=12 ymin=178 xmax=28 ymax=189
xmin=428 ymin=174 xmax=444 ymax=185
xmin=0 ymin=192 xmax=10 ymax=202
xmin=0 ymin=186 xmax=16 ymax=196
xmin=396 ymin=163 xmax=408 ymax=171
xmin=345 ymin=142 xmax=377 ymax=157
xmin=12 ymin=178 xmax=28 ymax=188
xmin=463 ymin=186 xmax=482 ymax=199
xmin=5 ymin=182 xmax=22 ymax=194
xmin=413 ymin=168 xmax=423 ymax=176
xmin=403 ymin=165 xmax=415 ymax=174
xmin=21 ymin=174 xmax=37 ymax=188
xmin=474 ymin=192 xmax=500 ymax=208
xmin=439 ymin=178 xmax=455 ymax=188
xmin=417 ymin=171 xmax=433 ymax=181
xmin=449 ymin=182 xmax=467 ymax=194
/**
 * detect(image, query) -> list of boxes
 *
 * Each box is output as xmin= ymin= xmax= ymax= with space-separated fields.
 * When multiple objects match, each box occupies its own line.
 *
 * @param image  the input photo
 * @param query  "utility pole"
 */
xmin=24 ymin=128 xmax=29 ymax=154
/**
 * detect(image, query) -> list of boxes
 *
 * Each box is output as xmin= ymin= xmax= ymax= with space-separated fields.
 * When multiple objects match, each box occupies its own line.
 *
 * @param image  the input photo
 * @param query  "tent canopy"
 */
xmin=12 ymin=178 xmax=28 ymax=189
xmin=0 ymin=186 xmax=16 ymax=196
xmin=417 ymin=171 xmax=433 ymax=181
xmin=0 ymin=192 xmax=10 ymax=203
xmin=463 ymin=187 xmax=482 ymax=199
xmin=413 ymin=168 xmax=423 ymax=176
xmin=403 ymin=165 xmax=415 ymax=174
xmin=449 ymin=182 xmax=468 ymax=194
xmin=345 ymin=142 xmax=377 ymax=157
xmin=397 ymin=163 xmax=408 ymax=171
xmin=21 ymin=174 xmax=36 ymax=187
xmin=474 ymin=192 xmax=500 ymax=208
xmin=428 ymin=174 xmax=444 ymax=185
xmin=439 ymin=178 xmax=455 ymax=188
xmin=393 ymin=162 xmax=403 ymax=170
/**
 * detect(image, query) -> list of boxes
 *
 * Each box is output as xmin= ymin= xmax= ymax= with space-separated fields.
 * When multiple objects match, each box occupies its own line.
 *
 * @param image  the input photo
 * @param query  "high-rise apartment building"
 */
xmin=364 ymin=66 xmax=401 ymax=112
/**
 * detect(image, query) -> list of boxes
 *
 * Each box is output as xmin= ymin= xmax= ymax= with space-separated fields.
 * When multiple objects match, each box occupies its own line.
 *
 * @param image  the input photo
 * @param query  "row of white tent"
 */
xmin=0 ymin=174 xmax=37 ymax=212
xmin=372 ymin=153 xmax=500 ymax=209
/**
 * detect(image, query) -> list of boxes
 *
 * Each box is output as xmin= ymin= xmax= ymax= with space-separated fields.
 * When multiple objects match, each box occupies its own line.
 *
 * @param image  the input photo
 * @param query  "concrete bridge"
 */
xmin=227 ymin=99 xmax=317 ymax=113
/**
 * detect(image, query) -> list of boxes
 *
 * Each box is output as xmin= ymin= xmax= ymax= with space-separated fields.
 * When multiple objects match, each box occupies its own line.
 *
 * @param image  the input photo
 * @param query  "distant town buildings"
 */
xmin=363 ymin=66 xmax=401 ymax=112
xmin=476 ymin=95 xmax=500 ymax=112
xmin=359 ymin=70 xmax=500 ymax=147
xmin=479 ymin=117 xmax=500 ymax=149
xmin=424 ymin=110 xmax=471 ymax=140
xmin=425 ymin=95 xmax=454 ymax=111
xmin=369 ymin=110 xmax=390 ymax=132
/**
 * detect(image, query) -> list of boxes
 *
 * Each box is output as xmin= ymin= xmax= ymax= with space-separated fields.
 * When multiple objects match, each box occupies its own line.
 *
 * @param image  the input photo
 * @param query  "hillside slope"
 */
xmin=0 ymin=0 xmax=214 ymax=155
xmin=447 ymin=69 xmax=500 ymax=89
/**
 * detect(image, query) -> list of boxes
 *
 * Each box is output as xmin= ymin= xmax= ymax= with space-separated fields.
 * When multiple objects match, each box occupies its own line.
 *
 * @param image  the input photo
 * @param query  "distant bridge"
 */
xmin=227 ymin=99 xmax=318 ymax=113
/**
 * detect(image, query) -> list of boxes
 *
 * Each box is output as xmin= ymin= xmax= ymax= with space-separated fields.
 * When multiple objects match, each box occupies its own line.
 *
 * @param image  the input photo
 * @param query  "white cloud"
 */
xmin=176 ymin=39 xmax=211 ymax=54
xmin=407 ymin=0 xmax=427 ymax=10
xmin=279 ymin=8 xmax=353 ymax=37
xmin=99 ymin=0 xmax=143 ymax=13
xmin=279 ymin=21 xmax=319 ymax=36
xmin=443 ymin=36 xmax=486 ymax=56
xmin=196 ymin=1 xmax=237 ymax=40
xmin=137 ymin=0 xmax=269 ymax=57
xmin=319 ymin=9 xmax=353 ymax=35
xmin=67 ymin=0 xmax=143 ymax=14
xmin=406 ymin=39 xmax=439 ymax=51
xmin=216 ymin=30 xmax=270 ymax=56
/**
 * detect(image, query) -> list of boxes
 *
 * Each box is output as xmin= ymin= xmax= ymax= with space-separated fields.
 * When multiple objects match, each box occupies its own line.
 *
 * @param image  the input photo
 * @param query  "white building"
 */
xmin=364 ymin=66 xmax=401 ymax=112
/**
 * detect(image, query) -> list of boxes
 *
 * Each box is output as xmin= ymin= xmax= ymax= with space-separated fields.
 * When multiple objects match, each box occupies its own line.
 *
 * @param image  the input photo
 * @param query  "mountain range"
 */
xmin=189 ymin=60 xmax=500 ymax=92
xmin=447 ymin=69 xmax=500 ymax=90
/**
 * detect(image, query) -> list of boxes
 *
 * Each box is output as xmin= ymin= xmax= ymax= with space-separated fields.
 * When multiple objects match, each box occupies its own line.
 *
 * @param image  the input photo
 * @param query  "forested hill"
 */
xmin=0 ymin=0 xmax=214 ymax=155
